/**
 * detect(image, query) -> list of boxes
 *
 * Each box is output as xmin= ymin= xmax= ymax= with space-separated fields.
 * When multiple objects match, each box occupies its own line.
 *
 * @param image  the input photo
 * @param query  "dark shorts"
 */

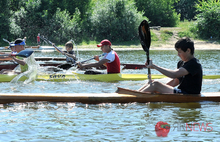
xmin=173 ymin=88 xmax=187 ymax=94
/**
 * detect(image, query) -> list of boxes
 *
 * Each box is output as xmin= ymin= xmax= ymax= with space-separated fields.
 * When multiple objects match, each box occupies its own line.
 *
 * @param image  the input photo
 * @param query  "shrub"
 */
xmin=195 ymin=0 xmax=220 ymax=39
xmin=90 ymin=0 xmax=146 ymax=42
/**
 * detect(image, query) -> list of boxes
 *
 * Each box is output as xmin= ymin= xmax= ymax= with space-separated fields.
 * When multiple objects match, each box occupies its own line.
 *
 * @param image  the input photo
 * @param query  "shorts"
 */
xmin=173 ymin=88 xmax=187 ymax=94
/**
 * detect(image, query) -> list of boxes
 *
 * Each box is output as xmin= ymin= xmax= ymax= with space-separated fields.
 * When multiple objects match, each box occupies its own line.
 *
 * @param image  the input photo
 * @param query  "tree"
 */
xmin=0 ymin=0 xmax=11 ymax=44
xmin=174 ymin=0 xmax=199 ymax=21
xmin=90 ymin=0 xmax=146 ymax=42
xmin=194 ymin=0 xmax=220 ymax=39
xmin=135 ymin=0 xmax=180 ymax=27
xmin=9 ymin=0 xmax=82 ymax=44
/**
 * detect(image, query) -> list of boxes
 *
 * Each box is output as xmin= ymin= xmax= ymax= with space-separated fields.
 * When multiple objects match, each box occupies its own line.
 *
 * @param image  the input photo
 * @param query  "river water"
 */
xmin=1 ymin=49 xmax=220 ymax=141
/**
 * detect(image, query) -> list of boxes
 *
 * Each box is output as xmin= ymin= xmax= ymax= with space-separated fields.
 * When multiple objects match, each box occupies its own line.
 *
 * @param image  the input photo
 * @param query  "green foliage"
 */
xmin=135 ymin=0 xmax=180 ymax=27
xmin=195 ymin=0 xmax=220 ymax=39
xmin=47 ymin=8 xmax=81 ymax=44
xmin=90 ymin=0 xmax=146 ymax=42
xmin=9 ymin=0 xmax=81 ymax=45
xmin=174 ymin=0 xmax=199 ymax=21
xmin=151 ymin=32 xmax=159 ymax=41
xmin=0 ymin=0 xmax=11 ymax=44
xmin=160 ymin=30 xmax=173 ymax=41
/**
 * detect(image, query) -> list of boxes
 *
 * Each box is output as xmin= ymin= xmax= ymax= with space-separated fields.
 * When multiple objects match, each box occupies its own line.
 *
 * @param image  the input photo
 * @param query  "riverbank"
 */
xmin=76 ymin=40 xmax=220 ymax=51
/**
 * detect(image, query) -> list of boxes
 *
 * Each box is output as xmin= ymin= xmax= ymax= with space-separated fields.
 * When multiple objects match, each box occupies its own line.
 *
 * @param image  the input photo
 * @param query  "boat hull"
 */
xmin=0 ymin=90 xmax=220 ymax=104
xmin=36 ymin=73 xmax=150 ymax=82
xmin=1 ymin=73 xmax=220 ymax=82
xmin=116 ymin=87 xmax=220 ymax=103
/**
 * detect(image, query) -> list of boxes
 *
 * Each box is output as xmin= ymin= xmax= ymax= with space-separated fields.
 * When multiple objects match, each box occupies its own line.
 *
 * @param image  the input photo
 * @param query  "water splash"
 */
xmin=10 ymin=54 xmax=39 ymax=84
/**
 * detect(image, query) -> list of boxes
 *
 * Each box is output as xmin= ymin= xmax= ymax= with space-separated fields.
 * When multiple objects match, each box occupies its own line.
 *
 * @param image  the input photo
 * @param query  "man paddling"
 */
xmin=0 ymin=38 xmax=29 ymax=74
xmin=78 ymin=39 xmax=120 ymax=74
xmin=138 ymin=37 xmax=203 ymax=95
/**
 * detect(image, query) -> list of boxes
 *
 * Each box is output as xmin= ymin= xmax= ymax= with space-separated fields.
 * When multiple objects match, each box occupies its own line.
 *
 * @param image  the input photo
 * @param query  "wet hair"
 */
xmin=65 ymin=41 xmax=73 ymax=48
xmin=175 ymin=37 xmax=194 ymax=55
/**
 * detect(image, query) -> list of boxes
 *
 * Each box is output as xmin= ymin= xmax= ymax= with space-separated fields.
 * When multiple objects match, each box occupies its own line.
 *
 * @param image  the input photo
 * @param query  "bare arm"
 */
xmin=63 ymin=52 xmax=77 ymax=60
xmin=78 ymin=59 xmax=109 ymax=69
xmin=166 ymin=78 xmax=179 ymax=87
xmin=146 ymin=60 xmax=189 ymax=78
xmin=12 ymin=57 xmax=26 ymax=66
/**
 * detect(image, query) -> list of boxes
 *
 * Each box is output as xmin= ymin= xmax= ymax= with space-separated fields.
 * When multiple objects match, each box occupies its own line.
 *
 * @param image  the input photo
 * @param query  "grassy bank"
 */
xmin=57 ymin=21 xmax=219 ymax=49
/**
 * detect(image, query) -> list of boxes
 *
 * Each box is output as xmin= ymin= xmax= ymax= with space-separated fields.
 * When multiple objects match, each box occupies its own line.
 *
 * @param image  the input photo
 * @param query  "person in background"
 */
xmin=62 ymin=41 xmax=77 ymax=63
xmin=56 ymin=41 xmax=77 ymax=70
xmin=37 ymin=33 xmax=40 ymax=45
xmin=0 ymin=42 xmax=17 ymax=61
xmin=78 ymin=39 xmax=120 ymax=74
xmin=0 ymin=38 xmax=28 ymax=74
xmin=138 ymin=37 xmax=203 ymax=95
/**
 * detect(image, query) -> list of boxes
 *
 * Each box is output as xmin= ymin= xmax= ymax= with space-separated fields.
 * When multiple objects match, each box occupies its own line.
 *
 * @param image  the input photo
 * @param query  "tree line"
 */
xmin=0 ymin=0 xmax=219 ymax=45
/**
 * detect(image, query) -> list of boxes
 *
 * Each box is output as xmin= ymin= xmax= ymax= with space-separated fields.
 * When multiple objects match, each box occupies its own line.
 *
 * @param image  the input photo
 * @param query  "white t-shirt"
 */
xmin=103 ymin=50 xmax=115 ymax=63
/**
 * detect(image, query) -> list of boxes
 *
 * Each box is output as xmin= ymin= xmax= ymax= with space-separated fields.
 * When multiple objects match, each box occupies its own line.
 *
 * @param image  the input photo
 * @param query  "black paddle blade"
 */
xmin=15 ymin=49 xmax=34 ymax=58
xmin=138 ymin=20 xmax=151 ymax=53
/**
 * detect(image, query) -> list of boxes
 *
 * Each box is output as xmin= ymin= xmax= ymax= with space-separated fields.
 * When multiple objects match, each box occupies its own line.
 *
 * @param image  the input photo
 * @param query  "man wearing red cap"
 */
xmin=78 ymin=39 xmax=120 ymax=74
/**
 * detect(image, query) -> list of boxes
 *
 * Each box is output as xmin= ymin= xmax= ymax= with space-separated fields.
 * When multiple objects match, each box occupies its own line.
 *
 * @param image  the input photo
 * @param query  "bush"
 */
xmin=135 ymin=0 xmax=180 ymax=27
xmin=195 ymin=0 xmax=220 ymax=39
xmin=90 ymin=0 xmax=146 ymax=42
xmin=9 ymin=0 xmax=81 ymax=45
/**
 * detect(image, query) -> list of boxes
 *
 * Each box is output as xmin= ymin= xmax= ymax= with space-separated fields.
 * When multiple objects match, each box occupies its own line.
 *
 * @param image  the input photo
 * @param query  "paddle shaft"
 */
xmin=39 ymin=36 xmax=76 ymax=63
xmin=139 ymin=20 xmax=151 ymax=81
xmin=146 ymin=52 xmax=151 ymax=80
xmin=71 ymin=53 xmax=105 ymax=67
xmin=3 ymin=38 xmax=10 ymax=43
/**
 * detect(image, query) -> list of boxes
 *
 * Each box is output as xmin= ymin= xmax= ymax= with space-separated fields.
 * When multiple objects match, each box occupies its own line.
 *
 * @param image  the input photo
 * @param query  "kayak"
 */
xmin=37 ymin=72 xmax=152 ymax=82
xmin=37 ymin=73 xmax=220 ymax=81
xmin=0 ymin=89 xmax=220 ymax=104
xmin=0 ymin=63 xmax=62 ymax=71
xmin=0 ymin=73 xmax=150 ymax=82
xmin=1 ymin=73 xmax=220 ymax=82
xmin=116 ymin=87 xmax=220 ymax=103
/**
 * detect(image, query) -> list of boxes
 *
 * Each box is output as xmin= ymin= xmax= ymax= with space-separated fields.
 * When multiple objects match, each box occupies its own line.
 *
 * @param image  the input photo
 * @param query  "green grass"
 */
xmin=57 ymin=21 xmax=218 ymax=48
xmin=160 ymin=30 xmax=173 ymax=41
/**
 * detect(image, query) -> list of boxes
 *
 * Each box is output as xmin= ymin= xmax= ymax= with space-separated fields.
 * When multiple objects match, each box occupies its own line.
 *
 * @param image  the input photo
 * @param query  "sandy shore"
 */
xmin=78 ymin=40 xmax=220 ymax=51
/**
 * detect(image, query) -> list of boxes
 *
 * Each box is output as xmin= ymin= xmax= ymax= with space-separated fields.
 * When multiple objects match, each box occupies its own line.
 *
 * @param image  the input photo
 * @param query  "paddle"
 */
xmin=39 ymin=36 xmax=105 ymax=69
xmin=3 ymin=38 xmax=10 ymax=44
xmin=39 ymin=36 xmax=77 ymax=64
xmin=3 ymin=38 xmax=11 ymax=49
xmin=0 ymin=49 xmax=34 ymax=58
xmin=138 ymin=20 xmax=151 ymax=80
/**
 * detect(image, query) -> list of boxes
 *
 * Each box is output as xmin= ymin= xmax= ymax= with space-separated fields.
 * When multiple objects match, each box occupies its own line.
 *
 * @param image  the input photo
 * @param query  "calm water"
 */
xmin=1 ymin=49 xmax=220 ymax=141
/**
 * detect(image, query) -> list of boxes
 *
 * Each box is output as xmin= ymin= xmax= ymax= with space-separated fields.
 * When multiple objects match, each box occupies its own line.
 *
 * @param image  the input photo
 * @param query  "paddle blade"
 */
xmin=14 ymin=49 xmax=34 ymax=58
xmin=138 ymin=20 xmax=151 ymax=53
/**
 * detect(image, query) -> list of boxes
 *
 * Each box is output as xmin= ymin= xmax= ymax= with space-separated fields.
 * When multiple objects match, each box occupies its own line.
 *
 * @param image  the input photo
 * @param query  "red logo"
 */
xmin=155 ymin=121 xmax=170 ymax=137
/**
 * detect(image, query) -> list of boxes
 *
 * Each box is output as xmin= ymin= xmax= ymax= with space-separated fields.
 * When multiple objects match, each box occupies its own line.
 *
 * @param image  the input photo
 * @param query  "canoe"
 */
xmin=0 ymin=89 xmax=220 ymax=104
xmin=116 ymin=87 xmax=220 ymax=103
xmin=1 ymin=73 xmax=220 ymax=82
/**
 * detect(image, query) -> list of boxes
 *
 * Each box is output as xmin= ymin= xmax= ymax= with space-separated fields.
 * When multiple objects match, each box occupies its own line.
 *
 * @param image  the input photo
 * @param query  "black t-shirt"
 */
xmin=64 ymin=51 xmax=75 ymax=63
xmin=177 ymin=58 xmax=203 ymax=94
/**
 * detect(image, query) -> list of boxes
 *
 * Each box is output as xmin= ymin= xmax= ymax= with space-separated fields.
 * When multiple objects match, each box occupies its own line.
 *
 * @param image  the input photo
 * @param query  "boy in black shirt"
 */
xmin=138 ymin=37 xmax=203 ymax=95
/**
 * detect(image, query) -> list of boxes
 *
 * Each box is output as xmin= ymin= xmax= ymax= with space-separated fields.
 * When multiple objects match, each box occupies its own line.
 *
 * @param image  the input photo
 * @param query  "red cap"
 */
xmin=97 ymin=39 xmax=111 ymax=47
